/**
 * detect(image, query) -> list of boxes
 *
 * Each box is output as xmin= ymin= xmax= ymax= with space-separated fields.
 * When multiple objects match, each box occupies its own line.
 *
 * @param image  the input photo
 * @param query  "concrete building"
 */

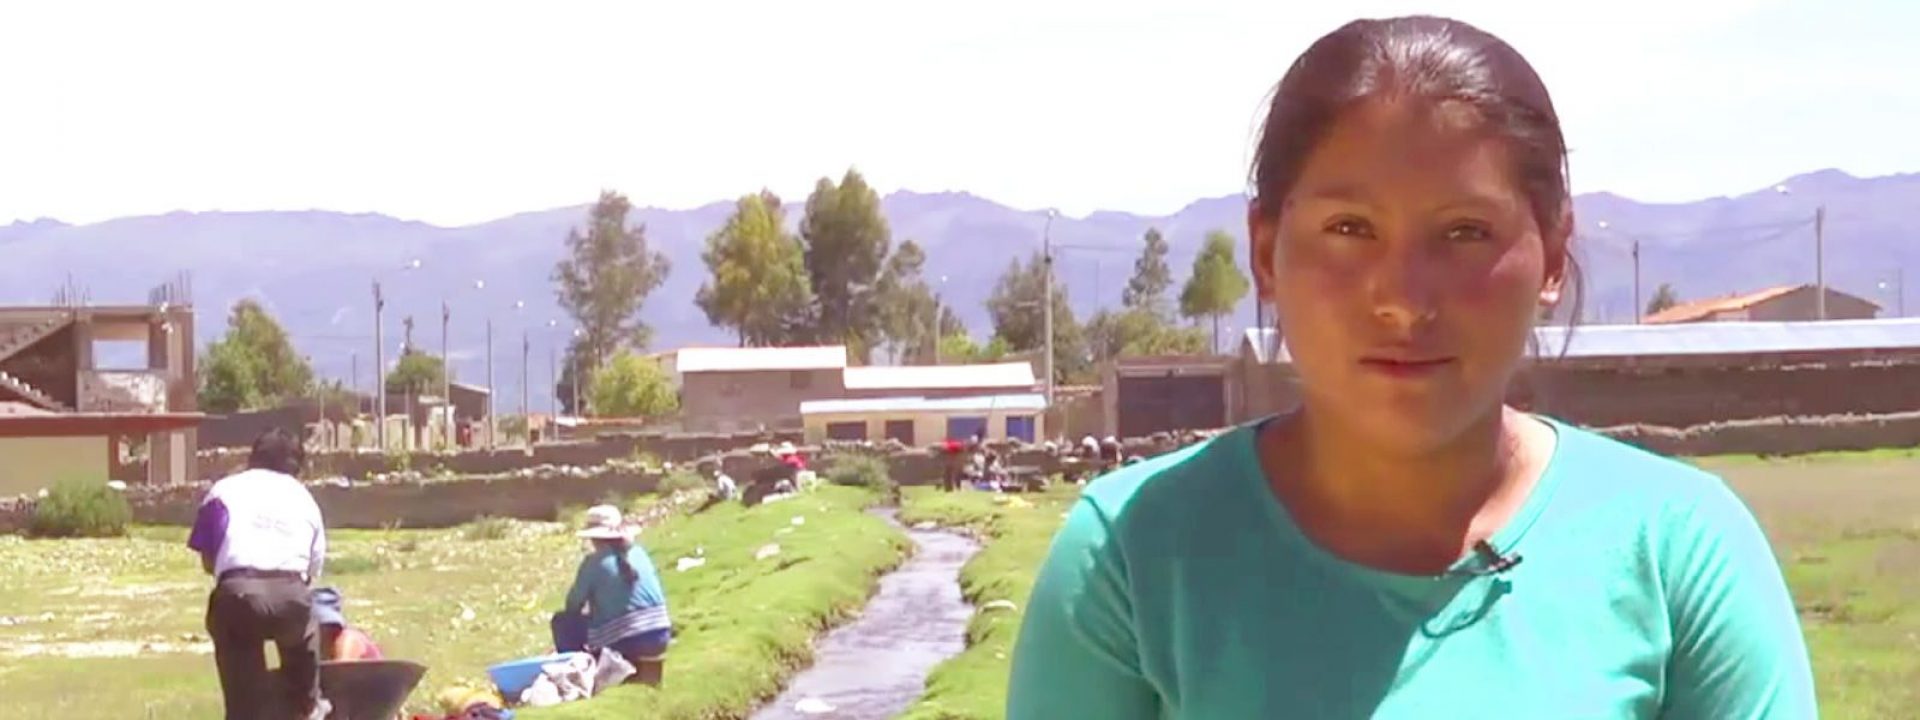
xmin=1103 ymin=355 xmax=1242 ymax=438
xmin=0 ymin=302 xmax=203 ymax=489
xmin=1643 ymin=284 xmax=1879 ymax=324
xmin=800 ymin=393 xmax=1048 ymax=445
xmin=666 ymin=344 xmax=1040 ymax=432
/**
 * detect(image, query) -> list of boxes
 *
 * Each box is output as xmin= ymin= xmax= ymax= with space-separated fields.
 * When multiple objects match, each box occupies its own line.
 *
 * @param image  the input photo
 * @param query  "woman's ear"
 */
xmin=1540 ymin=206 xmax=1573 ymax=306
xmin=1249 ymin=202 xmax=1281 ymax=300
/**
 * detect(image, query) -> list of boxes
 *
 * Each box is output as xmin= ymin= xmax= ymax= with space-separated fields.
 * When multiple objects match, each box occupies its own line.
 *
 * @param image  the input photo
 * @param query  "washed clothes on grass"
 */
xmin=1007 ymin=418 xmax=1817 ymax=719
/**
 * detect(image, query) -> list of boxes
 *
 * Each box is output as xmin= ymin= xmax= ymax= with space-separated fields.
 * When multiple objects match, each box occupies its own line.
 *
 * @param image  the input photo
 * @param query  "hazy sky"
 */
xmin=2 ymin=0 xmax=1914 ymax=227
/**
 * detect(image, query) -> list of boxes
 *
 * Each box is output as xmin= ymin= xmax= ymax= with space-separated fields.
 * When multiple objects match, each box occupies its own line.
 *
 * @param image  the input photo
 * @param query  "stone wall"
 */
xmin=125 ymin=465 xmax=667 ymax=531
xmin=1597 ymin=411 xmax=1920 ymax=458
xmin=141 ymin=429 xmax=806 ymax=484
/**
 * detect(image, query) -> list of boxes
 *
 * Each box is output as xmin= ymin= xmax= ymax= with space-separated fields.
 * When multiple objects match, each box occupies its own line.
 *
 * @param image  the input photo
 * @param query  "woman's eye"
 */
xmin=1445 ymin=222 xmax=1493 ymax=243
xmin=1326 ymin=218 xmax=1372 ymax=237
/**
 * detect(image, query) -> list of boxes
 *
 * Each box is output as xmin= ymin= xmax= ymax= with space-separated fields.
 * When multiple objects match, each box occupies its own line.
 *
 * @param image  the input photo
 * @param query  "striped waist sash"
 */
xmin=588 ymin=605 xmax=671 ymax=650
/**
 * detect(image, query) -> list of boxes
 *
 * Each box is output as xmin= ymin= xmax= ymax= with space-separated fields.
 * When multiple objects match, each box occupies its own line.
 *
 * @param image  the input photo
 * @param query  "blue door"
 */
xmin=946 ymin=416 xmax=988 ymax=442
xmin=1005 ymin=415 xmax=1036 ymax=443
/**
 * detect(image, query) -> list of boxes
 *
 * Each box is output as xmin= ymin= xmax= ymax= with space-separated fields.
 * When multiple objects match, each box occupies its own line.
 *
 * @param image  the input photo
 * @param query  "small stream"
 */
xmin=751 ymin=509 xmax=981 ymax=720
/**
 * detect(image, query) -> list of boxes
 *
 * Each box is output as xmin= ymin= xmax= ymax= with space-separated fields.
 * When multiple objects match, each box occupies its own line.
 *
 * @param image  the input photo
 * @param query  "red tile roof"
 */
xmin=1642 ymin=285 xmax=1804 ymax=325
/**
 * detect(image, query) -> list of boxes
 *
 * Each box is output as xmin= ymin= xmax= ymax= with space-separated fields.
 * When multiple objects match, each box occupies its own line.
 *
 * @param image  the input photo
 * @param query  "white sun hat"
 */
xmin=576 ymin=504 xmax=637 ymax=540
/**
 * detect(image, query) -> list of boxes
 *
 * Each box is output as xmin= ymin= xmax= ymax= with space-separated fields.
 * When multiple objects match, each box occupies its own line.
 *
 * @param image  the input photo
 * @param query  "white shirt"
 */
xmin=189 ymin=468 xmax=328 ymax=582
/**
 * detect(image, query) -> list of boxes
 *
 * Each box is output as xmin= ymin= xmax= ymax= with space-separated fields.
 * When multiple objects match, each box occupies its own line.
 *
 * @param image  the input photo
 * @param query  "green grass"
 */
xmin=0 ymin=486 xmax=910 ymax=719
xmin=894 ymin=485 xmax=1081 ymax=720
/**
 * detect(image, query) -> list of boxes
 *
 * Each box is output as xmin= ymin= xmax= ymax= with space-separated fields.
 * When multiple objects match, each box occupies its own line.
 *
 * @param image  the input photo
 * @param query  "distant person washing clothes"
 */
xmin=186 ymin=428 xmax=332 ymax=720
xmin=554 ymin=505 xmax=673 ymax=686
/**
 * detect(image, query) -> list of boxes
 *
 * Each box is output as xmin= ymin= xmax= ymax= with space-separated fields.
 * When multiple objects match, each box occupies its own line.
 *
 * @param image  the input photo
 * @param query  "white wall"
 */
xmin=0 ymin=436 xmax=110 ymax=498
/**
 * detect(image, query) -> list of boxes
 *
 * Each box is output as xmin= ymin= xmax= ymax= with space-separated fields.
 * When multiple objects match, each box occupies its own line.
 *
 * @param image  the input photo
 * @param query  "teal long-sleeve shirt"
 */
xmin=1007 ymin=417 xmax=1816 ymax=719
xmin=564 ymin=543 xmax=669 ymax=633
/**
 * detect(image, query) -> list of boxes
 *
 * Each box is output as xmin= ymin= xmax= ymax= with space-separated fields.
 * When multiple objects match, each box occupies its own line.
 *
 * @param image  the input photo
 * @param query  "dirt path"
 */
xmin=752 ymin=509 xmax=980 ymax=720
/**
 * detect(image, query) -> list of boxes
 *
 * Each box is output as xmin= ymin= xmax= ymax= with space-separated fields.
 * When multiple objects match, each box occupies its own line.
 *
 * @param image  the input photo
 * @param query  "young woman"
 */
xmin=555 ymin=505 xmax=672 ymax=685
xmin=1006 ymin=16 xmax=1815 ymax=719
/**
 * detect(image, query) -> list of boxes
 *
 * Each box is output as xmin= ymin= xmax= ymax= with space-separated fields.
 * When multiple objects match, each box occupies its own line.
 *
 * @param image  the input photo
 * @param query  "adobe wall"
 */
xmin=1528 ymin=362 xmax=1920 ymax=428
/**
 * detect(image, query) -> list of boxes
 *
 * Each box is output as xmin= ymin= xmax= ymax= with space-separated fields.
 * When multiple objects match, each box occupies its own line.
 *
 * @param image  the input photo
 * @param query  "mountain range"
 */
xmin=3 ymin=168 xmax=1915 ymax=410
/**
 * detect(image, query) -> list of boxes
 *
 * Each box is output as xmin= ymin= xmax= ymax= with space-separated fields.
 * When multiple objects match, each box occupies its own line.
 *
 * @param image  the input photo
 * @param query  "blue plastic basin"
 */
xmin=487 ymin=652 xmax=588 ymax=699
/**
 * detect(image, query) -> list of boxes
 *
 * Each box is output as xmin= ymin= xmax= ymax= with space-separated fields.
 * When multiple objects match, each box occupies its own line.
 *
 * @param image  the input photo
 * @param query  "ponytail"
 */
xmin=613 ymin=539 xmax=639 ymax=585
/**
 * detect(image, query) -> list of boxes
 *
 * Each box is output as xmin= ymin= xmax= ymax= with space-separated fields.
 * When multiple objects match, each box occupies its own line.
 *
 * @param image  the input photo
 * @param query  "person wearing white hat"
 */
xmin=553 ymin=505 xmax=673 ymax=685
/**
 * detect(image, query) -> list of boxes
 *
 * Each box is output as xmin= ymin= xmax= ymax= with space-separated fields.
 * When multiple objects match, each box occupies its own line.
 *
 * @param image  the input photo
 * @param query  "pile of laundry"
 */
xmin=514 ymin=648 xmax=638 ymax=708
xmin=408 ymin=685 xmax=513 ymax=720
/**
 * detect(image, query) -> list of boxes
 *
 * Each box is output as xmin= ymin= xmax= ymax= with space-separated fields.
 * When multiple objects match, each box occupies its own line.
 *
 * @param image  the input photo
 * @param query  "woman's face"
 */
xmin=1250 ymin=98 xmax=1565 ymax=455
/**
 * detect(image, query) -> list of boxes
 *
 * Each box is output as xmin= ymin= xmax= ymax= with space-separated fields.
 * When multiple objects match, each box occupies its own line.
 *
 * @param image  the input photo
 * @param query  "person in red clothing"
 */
xmin=312 ymin=587 xmax=384 ymax=662
xmin=776 ymin=442 xmax=806 ymax=472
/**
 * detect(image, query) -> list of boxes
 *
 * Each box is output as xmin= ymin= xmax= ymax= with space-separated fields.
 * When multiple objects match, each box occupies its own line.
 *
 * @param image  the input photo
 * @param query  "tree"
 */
xmin=385 ymin=350 xmax=445 ymax=396
xmin=1086 ymin=307 xmax=1210 ymax=363
xmin=1179 ymin=230 xmax=1252 ymax=353
xmin=874 ymin=239 xmax=940 ymax=364
xmin=198 ymin=299 xmax=315 ymax=413
xmin=554 ymin=337 xmax=588 ymax=416
xmin=799 ymin=169 xmax=892 ymax=355
xmin=590 ymin=350 xmax=679 ymax=418
xmin=986 ymin=252 xmax=1089 ymax=384
xmin=1645 ymin=283 xmax=1681 ymax=318
xmin=938 ymin=332 xmax=1012 ymax=364
xmin=1122 ymin=227 xmax=1175 ymax=318
xmin=553 ymin=190 xmax=672 ymax=373
xmin=695 ymin=191 xmax=815 ymax=347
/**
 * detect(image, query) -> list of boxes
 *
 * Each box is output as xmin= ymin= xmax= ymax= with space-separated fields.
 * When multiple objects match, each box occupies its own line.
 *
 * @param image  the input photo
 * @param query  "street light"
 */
xmin=1880 ymin=272 xmax=1907 ymax=317
xmin=371 ymin=258 xmax=423 ymax=450
xmin=1775 ymin=184 xmax=1828 ymax=320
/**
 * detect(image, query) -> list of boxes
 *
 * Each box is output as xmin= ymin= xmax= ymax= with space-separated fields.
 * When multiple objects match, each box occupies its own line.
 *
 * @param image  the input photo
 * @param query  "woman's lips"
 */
xmin=1358 ymin=356 xmax=1456 ymax=378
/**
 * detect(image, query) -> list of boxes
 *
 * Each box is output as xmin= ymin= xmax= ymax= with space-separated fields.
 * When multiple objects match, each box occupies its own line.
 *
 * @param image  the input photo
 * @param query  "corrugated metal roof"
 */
xmin=800 ymin=393 xmax=1048 ymax=415
xmin=674 ymin=345 xmax=848 ymax=373
xmin=1244 ymin=318 xmax=1920 ymax=364
xmin=841 ymin=362 xmax=1037 ymax=390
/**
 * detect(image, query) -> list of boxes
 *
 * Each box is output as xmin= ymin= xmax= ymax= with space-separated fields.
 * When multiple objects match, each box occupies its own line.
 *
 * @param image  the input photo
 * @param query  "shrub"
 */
xmin=826 ymin=453 xmax=895 ymax=495
xmin=658 ymin=469 xmax=708 ymax=497
xmin=29 ymin=480 xmax=132 ymax=538
xmin=460 ymin=516 xmax=514 ymax=541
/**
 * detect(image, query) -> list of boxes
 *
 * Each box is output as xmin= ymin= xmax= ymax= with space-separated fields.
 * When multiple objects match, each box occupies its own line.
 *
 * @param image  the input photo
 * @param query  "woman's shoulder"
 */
xmin=1541 ymin=418 xmax=1763 ymax=552
xmin=1073 ymin=426 xmax=1261 ymax=533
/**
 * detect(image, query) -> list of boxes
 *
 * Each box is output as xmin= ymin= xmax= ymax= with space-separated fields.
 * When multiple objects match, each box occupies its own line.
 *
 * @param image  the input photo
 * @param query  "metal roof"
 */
xmin=800 ymin=393 xmax=1048 ymax=416
xmin=1243 ymin=317 xmax=1920 ymax=364
xmin=673 ymin=345 xmax=848 ymax=373
xmin=841 ymin=362 xmax=1037 ymax=390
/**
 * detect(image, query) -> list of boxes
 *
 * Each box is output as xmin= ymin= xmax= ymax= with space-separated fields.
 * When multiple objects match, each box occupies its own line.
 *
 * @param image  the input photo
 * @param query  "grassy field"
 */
xmin=894 ymin=485 xmax=1081 ymax=720
xmin=1697 ymin=456 xmax=1920 ymax=719
xmin=0 ymin=485 xmax=909 ymax=719
xmin=893 ymin=458 xmax=1920 ymax=720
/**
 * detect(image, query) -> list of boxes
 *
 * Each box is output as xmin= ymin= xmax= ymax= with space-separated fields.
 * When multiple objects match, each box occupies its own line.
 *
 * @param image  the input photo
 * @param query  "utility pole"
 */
xmin=1632 ymin=239 xmax=1642 ymax=324
xmin=1041 ymin=210 xmax=1056 ymax=409
xmin=486 ymin=318 xmax=495 ymax=450
xmin=930 ymin=294 xmax=942 ymax=365
xmin=441 ymin=301 xmax=453 ymax=450
xmin=573 ymin=348 xmax=584 ymax=420
xmin=372 ymin=281 xmax=386 ymax=450
xmin=1815 ymin=205 xmax=1827 ymax=321
xmin=521 ymin=330 xmax=530 ymax=444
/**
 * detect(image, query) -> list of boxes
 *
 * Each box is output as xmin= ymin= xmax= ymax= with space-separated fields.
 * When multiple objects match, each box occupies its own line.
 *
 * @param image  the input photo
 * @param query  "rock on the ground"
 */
xmin=794 ymin=697 xmax=836 ymax=714
xmin=755 ymin=543 xmax=781 ymax=561
xmin=981 ymin=599 xmax=1019 ymax=612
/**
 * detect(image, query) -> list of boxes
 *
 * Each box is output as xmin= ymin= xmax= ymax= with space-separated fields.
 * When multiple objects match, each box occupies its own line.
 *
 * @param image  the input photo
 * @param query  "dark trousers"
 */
xmin=207 ymin=572 xmax=320 ymax=720
xmin=551 ymin=612 xmax=671 ymax=686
